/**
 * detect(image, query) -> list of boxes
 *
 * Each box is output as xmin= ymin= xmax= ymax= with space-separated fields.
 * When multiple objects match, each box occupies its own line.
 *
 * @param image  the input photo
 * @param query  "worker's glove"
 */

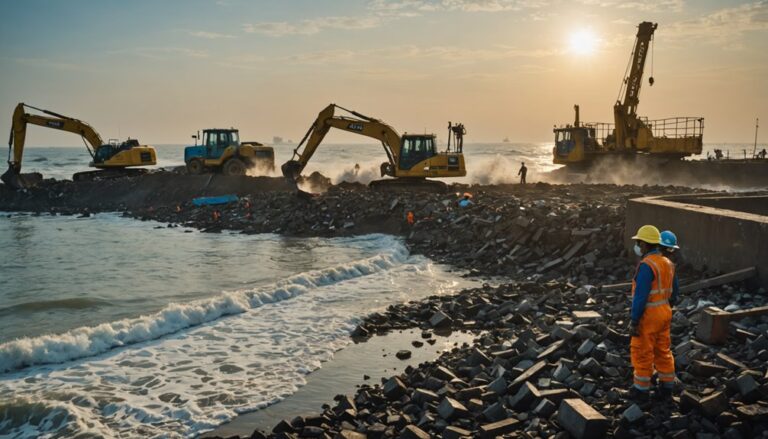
xmin=629 ymin=321 xmax=640 ymax=337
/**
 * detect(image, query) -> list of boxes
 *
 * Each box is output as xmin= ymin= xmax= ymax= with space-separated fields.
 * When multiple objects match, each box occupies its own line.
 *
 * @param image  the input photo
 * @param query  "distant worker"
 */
xmin=518 ymin=162 xmax=528 ymax=184
xmin=628 ymin=225 xmax=679 ymax=402
xmin=760 ymin=148 xmax=767 ymax=159
xmin=406 ymin=211 xmax=415 ymax=225
xmin=714 ymin=149 xmax=724 ymax=160
xmin=354 ymin=163 xmax=360 ymax=176
xmin=458 ymin=193 xmax=473 ymax=208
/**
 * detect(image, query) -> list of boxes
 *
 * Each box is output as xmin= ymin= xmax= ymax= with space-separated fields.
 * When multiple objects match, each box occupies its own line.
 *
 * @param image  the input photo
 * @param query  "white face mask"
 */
xmin=633 ymin=243 xmax=643 ymax=257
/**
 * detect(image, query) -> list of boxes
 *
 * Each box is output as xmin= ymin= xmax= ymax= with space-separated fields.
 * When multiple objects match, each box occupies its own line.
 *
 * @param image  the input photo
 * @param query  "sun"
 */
xmin=568 ymin=29 xmax=599 ymax=55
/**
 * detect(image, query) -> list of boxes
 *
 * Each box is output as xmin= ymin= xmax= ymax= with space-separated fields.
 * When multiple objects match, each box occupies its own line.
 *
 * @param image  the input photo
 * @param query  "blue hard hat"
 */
xmin=660 ymin=230 xmax=680 ymax=249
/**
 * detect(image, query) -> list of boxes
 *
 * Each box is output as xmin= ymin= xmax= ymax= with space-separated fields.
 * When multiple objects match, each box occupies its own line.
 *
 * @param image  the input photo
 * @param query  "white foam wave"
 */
xmin=0 ymin=238 xmax=409 ymax=374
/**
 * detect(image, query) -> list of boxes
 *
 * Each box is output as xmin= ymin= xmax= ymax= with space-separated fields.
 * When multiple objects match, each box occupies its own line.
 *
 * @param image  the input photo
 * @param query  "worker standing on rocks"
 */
xmin=628 ymin=225 xmax=679 ymax=401
xmin=518 ymin=162 xmax=527 ymax=184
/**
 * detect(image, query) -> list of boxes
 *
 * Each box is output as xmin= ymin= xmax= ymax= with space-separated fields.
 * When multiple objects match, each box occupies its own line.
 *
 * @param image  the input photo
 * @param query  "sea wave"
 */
xmin=0 ymin=237 xmax=409 ymax=374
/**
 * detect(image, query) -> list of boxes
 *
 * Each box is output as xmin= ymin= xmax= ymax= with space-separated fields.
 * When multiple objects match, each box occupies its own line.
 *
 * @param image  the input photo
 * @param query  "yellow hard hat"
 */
xmin=632 ymin=225 xmax=661 ymax=244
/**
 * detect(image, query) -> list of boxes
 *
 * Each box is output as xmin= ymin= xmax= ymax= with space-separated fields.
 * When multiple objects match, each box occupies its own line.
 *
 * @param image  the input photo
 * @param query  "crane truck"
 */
xmin=553 ymin=22 xmax=704 ymax=166
xmin=281 ymin=104 xmax=466 ymax=191
xmin=1 ymin=103 xmax=157 ymax=189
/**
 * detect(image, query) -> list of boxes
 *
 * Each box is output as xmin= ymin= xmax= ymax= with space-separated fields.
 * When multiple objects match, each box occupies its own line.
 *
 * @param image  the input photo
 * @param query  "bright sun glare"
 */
xmin=568 ymin=29 xmax=599 ymax=55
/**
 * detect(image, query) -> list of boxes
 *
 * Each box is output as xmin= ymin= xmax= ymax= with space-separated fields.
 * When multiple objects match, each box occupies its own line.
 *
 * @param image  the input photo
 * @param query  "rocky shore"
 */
xmin=1 ymin=173 xmax=766 ymax=438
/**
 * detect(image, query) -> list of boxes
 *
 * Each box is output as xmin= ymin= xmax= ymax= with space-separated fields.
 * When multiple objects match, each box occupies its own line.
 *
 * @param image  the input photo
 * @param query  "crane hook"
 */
xmin=649 ymin=76 xmax=655 ymax=86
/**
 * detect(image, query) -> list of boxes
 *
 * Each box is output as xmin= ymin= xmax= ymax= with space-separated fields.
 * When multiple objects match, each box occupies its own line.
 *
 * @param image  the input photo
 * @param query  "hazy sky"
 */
xmin=1 ymin=0 xmax=766 ymax=147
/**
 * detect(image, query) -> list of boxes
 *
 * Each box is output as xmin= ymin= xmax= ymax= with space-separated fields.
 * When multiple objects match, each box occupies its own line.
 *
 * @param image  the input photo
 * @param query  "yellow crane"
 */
xmin=2 ymin=103 xmax=157 ymax=189
xmin=553 ymin=22 xmax=704 ymax=166
xmin=282 ymin=103 xmax=466 ymax=190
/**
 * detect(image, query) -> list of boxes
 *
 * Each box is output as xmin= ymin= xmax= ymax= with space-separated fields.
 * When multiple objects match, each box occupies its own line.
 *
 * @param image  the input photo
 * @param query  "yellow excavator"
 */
xmin=553 ymin=22 xmax=704 ymax=166
xmin=1 ymin=103 xmax=157 ymax=189
xmin=281 ymin=104 xmax=467 ymax=190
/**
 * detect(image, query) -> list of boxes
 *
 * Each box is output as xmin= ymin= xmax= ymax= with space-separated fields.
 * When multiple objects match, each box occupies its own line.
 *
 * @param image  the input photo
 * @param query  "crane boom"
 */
xmin=614 ymin=21 xmax=657 ymax=149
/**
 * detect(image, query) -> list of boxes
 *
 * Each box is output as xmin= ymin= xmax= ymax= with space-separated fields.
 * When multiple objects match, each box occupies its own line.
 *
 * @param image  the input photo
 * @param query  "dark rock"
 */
xmin=557 ymin=398 xmax=609 ymax=439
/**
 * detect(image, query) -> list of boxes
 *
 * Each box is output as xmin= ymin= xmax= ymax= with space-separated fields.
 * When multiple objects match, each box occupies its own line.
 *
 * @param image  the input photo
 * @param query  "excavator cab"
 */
xmin=399 ymin=135 xmax=438 ymax=170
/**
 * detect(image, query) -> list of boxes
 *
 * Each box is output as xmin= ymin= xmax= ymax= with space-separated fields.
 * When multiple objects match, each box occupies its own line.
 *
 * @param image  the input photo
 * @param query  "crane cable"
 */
xmin=616 ymin=37 xmax=634 ymax=103
xmin=649 ymin=34 xmax=655 ymax=86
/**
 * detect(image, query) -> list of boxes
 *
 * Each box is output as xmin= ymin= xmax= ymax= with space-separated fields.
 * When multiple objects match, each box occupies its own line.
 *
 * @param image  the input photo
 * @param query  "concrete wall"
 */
xmin=625 ymin=194 xmax=768 ymax=288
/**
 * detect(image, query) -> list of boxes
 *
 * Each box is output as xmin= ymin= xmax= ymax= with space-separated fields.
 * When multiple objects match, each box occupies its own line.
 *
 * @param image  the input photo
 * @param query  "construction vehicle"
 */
xmin=184 ymin=128 xmax=275 ymax=176
xmin=553 ymin=22 xmax=704 ymax=166
xmin=1 ymin=103 xmax=157 ymax=189
xmin=281 ymin=104 xmax=466 ymax=190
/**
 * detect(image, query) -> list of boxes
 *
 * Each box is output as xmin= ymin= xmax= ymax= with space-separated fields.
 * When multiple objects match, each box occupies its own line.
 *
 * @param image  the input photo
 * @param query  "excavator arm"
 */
xmin=281 ymin=104 xmax=402 ymax=179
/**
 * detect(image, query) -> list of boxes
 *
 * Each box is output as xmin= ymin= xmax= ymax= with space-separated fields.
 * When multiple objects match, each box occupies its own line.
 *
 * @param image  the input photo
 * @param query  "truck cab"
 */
xmin=185 ymin=129 xmax=239 ymax=163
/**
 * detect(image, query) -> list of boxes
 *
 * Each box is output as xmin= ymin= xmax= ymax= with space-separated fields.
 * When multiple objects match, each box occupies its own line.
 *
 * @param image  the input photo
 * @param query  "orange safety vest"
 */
xmin=631 ymin=252 xmax=675 ymax=310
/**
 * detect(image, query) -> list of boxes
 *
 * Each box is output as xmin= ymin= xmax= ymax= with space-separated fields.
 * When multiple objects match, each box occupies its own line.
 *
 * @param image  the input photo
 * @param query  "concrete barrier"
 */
xmin=625 ymin=193 xmax=768 ymax=288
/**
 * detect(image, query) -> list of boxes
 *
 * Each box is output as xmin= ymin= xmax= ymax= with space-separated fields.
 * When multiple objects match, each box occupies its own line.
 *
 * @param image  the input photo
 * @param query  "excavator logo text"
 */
xmin=347 ymin=123 xmax=364 ymax=131
xmin=46 ymin=121 xmax=64 ymax=129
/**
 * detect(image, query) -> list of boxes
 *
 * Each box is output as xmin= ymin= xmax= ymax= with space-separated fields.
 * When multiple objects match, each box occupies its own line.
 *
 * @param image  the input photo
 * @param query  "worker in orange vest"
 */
xmin=406 ymin=211 xmax=415 ymax=225
xmin=628 ymin=225 xmax=679 ymax=402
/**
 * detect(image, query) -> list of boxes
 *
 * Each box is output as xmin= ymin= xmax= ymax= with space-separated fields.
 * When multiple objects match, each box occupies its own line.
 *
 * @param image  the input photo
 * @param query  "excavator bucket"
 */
xmin=1 ymin=166 xmax=42 ymax=189
xmin=281 ymin=160 xmax=302 ymax=180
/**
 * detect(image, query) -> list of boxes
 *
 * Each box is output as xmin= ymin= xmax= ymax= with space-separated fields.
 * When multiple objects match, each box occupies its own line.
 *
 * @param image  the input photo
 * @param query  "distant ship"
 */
xmin=272 ymin=136 xmax=284 ymax=145
xmin=502 ymin=137 xmax=510 ymax=143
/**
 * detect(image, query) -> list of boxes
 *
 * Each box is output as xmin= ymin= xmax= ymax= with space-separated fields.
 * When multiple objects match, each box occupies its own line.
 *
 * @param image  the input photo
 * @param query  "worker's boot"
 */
xmin=654 ymin=385 xmax=674 ymax=401
xmin=628 ymin=386 xmax=650 ymax=403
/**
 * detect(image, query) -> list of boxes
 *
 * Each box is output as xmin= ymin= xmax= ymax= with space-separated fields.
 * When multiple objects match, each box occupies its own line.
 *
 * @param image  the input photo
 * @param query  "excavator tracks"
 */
xmin=368 ymin=178 xmax=447 ymax=193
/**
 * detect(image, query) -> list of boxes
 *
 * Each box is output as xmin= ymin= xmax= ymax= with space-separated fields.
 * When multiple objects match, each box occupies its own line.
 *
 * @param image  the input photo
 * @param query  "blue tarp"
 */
xmin=192 ymin=194 xmax=239 ymax=207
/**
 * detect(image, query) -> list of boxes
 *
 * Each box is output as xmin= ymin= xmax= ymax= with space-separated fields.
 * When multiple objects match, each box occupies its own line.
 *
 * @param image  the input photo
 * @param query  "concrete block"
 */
xmin=573 ymin=310 xmax=602 ymax=320
xmin=537 ymin=339 xmax=565 ymax=360
xmin=437 ymin=397 xmax=468 ymax=420
xmin=508 ymin=359 xmax=547 ymax=392
xmin=691 ymin=360 xmax=728 ymax=378
xmin=577 ymin=339 xmax=596 ymax=356
xmin=578 ymin=357 xmax=603 ymax=377
xmin=553 ymin=363 xmax=571 ymax=382
xmin=533 ymin=398 xmax=556 ymax=417
xmin=383 ymin=377 xmax=407 ymax=400
xmin=399 ymin=425 xmax=430 ymax=439
xmin=433 ymin=366 xmax=458 ymax=381
xmin=482 ymin=401 xmax=507 ymax=422
xmin=508 ymin=381 xmax=538 ymax=411
xmin=700 ymin=391 xmax=729 ymax=417
xmin=412 ymin=388 xmax=439 ymax=404
xmin=442 ymin=426 xmax=471 ymax=439
xmin=487 ymin=376 xmax=507 ymax=395
xmin=479 ymin=418 xmax=519 ymax=439
xmin=430 ymin=311 xmax=453 ymax=328
xmin=734 ymin=373 xmax=760 ymax=400
xmin=622 ymin=404 xmax=644 ymax=423
xmin=557 ymin=398 xmax=609 ymax=439
xmin=336 ymin=430 xmax=366 ymax=439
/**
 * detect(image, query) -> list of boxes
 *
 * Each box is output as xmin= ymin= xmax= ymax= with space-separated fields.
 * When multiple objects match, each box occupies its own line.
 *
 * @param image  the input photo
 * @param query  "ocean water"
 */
xmin=0 ymin=213 xmax=481 ymax=438
xmin=7 ymin=141 xmax=759 ymax=187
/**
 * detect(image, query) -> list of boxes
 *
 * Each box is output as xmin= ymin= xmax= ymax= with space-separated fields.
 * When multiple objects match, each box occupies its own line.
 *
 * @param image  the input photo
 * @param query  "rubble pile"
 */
xmin=125 ymin=182 xmax=703 ymax=281
xmin=237 ymin=280 xmax=767 ymax=439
